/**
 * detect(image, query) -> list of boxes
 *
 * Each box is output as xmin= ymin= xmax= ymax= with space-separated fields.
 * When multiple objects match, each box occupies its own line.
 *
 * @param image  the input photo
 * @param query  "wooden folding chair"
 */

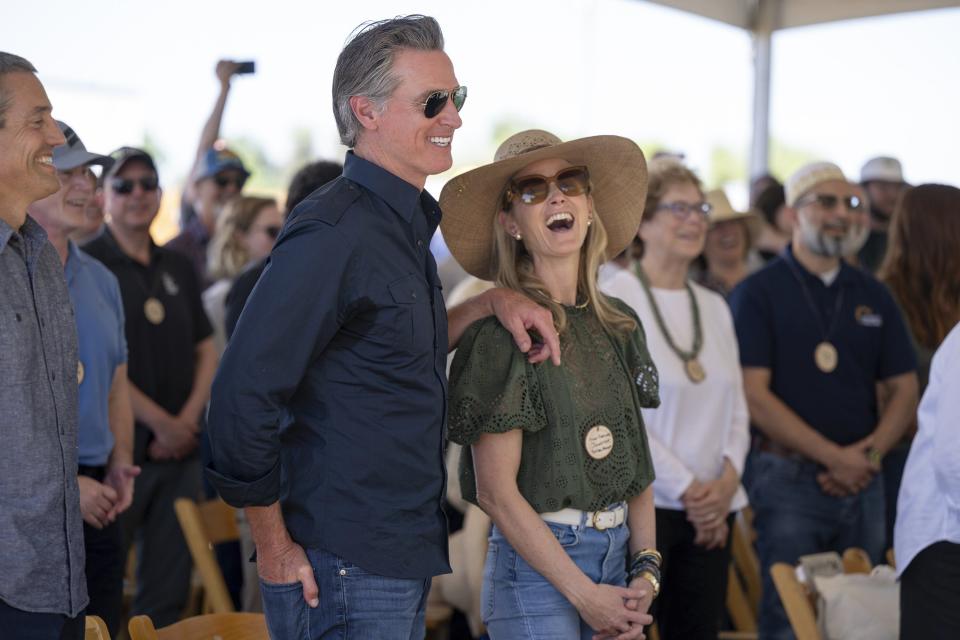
xmin=173 ymin=497 xmax=240 ymax=614
xmin=128 ymin=612 xmax=267 ymax=640
xmin=770 ymin=547 xmax=877 ymax=640
xmin=770 ymin=562 xmax=820 ymax=640
xmin=718 ymin=507 xmax=761 ymax=639
xmin=841 ymin=547 xmax=872 ymax=574
xmin=730 ymin=507 xmax=761 ymax=613
xmin=84 ymin=616 xmax=110 ymax=640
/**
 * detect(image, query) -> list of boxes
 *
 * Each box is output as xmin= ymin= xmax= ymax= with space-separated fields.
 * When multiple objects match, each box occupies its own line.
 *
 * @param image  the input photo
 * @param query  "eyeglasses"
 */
xmin=110 ymin=175 xmax=159 ymax=195
xmin=797 ymin=193 xmax=865 ymax=212
xmin=416 ymin=85 xmax=467 ymax=119
xmin=656 ymin=201 xmax=712 ymax=220
xmin=214 ymin=174 xmax=247 ymax=190
xmin=503 ymin=166 xmax=591 ymax=207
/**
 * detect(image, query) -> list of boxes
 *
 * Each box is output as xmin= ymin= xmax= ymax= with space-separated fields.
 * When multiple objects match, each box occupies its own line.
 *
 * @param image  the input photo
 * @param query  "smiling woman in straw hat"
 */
xmin=695 ymin=188 xmax=763 ymax=296
xmin=440 ymin=129 xmax=661 ymax=639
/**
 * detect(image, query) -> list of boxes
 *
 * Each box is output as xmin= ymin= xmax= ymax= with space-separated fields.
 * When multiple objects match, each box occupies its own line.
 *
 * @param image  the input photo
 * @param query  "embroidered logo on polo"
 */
xmin=855 ymin=305 xmax=883 ymax=327
xmin=162 ymin=273 xmax=179 ymax=296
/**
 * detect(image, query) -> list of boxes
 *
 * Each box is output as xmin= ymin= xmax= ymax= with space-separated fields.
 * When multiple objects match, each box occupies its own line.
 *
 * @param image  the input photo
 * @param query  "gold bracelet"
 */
xmin=631 ymin=548 xmax=663 ymax=566
xmin=867 ymin=447 xmax=883 ymax=467
xmin=635 ymin=569 xmax=660 ymax=598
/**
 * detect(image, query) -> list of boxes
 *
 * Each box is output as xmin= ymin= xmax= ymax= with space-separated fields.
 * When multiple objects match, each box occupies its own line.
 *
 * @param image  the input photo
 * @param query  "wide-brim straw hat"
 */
xmin=705 ymin=189 xmax=763 ymax=245
xmin=439 ymin=129 xmax=648 ymax=281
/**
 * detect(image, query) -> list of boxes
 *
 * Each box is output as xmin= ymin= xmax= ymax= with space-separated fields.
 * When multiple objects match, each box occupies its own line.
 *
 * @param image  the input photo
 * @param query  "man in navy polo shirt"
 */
xmin=207 ymin=15 xmax=560 ymax=640
xmin=28 ymin=122 xmax=139 ymax=637
xmin=729 ymin=162 xmax=918 ymax=639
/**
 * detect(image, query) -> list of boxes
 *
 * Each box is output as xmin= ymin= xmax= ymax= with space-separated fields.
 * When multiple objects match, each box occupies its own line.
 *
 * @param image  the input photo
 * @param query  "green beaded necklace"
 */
xmin=635 ymin=263 xmax=706 ymax=383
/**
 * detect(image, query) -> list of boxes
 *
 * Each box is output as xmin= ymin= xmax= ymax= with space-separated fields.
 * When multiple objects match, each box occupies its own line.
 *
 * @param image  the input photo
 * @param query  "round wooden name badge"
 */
xmin=584 ymin=425 xmax=614 ymax=460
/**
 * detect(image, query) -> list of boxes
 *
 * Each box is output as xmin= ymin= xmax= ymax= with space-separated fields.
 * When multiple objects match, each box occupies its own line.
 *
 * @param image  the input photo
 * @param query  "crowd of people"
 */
xmin=1 ymin=12 xmax=958 ymax=640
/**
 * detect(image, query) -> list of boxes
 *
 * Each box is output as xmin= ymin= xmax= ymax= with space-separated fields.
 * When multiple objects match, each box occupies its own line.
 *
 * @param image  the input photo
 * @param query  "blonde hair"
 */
xmin=207 ymin=196 xmax=277 ymax=280
xmin=492 ymin=181 xmax=636 ymax=336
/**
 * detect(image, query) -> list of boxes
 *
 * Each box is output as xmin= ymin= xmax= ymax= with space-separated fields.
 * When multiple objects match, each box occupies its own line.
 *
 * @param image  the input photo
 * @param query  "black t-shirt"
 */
xmin=84 ymin=227 xmax=213 ymax=463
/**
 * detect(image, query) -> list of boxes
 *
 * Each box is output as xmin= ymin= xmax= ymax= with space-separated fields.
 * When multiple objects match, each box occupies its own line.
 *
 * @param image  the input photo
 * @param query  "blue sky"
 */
xmin=5 ymin=0 xmax=958 ymax=205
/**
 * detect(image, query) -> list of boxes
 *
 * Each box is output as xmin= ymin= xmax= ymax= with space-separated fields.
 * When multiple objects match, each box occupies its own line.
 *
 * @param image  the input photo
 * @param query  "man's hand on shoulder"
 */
xmin=486 ymin=288 xmax=561 ymax=366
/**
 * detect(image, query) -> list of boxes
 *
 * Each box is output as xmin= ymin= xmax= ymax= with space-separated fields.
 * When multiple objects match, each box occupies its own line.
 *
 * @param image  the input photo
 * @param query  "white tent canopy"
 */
xmin=643 ymin=0 xmax=960 ymax=178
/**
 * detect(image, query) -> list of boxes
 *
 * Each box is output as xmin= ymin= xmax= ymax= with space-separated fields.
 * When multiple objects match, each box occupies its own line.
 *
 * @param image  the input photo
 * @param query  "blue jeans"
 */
xmin=259 ymin=548 xmax=430 ymax=639
xmin=748 ymin=451 xmax=885 ymax=640
xmin=483 ymin=515 xmax=630 ymax=640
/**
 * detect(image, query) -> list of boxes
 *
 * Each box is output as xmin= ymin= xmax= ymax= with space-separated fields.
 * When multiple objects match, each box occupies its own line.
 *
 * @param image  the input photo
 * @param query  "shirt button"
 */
xmin=411 ymin=292 xmax=417 ymax=300
xmin=339 ymin=569 xmax=347 ymax=576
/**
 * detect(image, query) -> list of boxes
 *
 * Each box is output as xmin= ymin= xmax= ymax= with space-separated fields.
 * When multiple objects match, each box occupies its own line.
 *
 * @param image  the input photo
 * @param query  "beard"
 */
xmin=797 ymin=212 xmax=870 ymax=258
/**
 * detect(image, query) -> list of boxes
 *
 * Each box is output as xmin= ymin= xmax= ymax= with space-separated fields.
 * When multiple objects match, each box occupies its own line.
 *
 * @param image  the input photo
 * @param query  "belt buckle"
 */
xmin=592 ymin=510 xmax=615 ymax=530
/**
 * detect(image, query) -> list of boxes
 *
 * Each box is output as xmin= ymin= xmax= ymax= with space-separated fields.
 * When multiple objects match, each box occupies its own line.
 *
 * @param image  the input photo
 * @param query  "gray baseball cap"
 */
xmin=52 ymin=121 xmax=113 ymax=172
xmin=53 ymin=120 xmax=113 ymax=171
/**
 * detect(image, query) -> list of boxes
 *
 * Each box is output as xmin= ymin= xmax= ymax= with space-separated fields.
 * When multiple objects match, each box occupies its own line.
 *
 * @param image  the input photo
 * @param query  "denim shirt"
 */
xmin=208 ymin=152 xmax=451 ymax=579
xmin=0 ymin=216 xmax=87 ymax=616
xmin=64 ymin=241 xmax=127 ymax=466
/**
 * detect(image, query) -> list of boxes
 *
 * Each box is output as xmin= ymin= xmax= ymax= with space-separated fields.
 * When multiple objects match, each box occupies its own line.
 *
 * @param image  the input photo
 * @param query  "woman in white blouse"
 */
xmin=600 ymin=158 xmax=750 ymax=639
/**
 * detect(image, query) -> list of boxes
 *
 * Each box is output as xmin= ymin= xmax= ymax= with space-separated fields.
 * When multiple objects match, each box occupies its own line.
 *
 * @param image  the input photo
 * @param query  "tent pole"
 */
xmin=750 ymin=26 xmax=772 ymax=181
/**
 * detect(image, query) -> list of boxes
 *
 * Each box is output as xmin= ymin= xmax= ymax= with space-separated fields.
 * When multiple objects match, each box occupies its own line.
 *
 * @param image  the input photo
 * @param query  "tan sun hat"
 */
xmin=439 ymin=129 xmax=648 ymax=281
xmin=705 ymin=189 xmax=763 ymax=245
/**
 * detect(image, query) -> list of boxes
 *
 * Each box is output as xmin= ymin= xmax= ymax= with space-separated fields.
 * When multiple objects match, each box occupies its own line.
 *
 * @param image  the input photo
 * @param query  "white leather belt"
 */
xmin=540 ymin=504 xmax=627 ymax=530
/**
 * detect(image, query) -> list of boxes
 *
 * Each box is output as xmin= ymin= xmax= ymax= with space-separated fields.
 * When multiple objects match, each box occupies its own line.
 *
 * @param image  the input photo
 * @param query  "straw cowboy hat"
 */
xmin=705 ymin=189 xmax=763 ymax=244
xmin=439 ymin=129 xmax=648 ymax=281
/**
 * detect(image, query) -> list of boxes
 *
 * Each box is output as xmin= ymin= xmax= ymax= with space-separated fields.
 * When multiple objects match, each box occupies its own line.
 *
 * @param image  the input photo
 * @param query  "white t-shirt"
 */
xmin=202 ymin=278 xmax=231 ymax=358
xmin=894 ymin=321 xmax=960 ymax=577
xmin=600 ymin=265 xmax=750 ymax=512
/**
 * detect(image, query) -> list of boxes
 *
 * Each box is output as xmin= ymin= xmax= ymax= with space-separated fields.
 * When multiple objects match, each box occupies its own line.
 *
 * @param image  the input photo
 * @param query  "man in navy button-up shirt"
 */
xmin=207 ymin=16 xmax=559 ymax=639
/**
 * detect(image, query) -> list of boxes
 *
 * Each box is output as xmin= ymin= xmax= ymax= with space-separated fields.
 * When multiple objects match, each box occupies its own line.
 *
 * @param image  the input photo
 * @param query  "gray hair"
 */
xmin=0 ymin=52 xmax=37 ymax=129
xmin=332 ymin=15 xmax=444 ymax=148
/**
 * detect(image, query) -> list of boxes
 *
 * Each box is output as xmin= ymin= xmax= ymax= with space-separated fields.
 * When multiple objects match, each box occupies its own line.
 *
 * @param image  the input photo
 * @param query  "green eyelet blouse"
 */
xmin=448 ymin=297 xmax=660 ymax=513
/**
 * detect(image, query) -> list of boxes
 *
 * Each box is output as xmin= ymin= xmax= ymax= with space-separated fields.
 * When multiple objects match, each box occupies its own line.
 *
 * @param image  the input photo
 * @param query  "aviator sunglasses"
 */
xmin=797 ymin=193 xmax=865 ymax=211
xmin=503 ymin=166 xmax=591 ymax=208
xmin=417 ymin=85 xmax=468 ymax=118
xmin=110 ymin=175 xmax=159 ymax=195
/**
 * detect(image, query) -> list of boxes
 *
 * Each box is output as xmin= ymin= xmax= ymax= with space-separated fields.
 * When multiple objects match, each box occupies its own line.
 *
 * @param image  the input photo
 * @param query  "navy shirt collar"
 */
xmin=342 ymin=151 xmax=441 ymax=226
xmin=783 ymin=243 xmax=857 ymax=288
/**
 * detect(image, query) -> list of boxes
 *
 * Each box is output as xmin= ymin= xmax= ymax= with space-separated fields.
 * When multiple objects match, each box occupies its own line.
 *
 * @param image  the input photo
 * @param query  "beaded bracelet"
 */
xmin=627 ymin=549 xmax=662 ymax=576
xmin=627 ymin=560 xmax=660 ymax=585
